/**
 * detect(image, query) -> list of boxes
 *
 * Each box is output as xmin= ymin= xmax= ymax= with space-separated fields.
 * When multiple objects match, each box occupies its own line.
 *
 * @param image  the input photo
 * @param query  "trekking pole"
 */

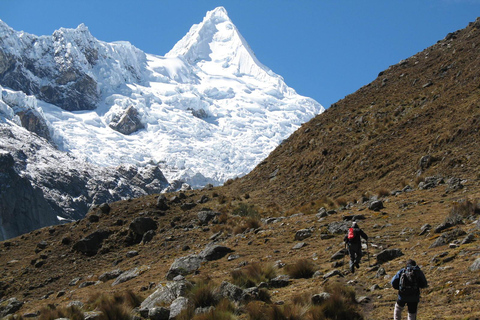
xmin=343 ymin=243 xmax=346 ymax=270
xmin=367 ymin=240 xmax=371 ymax=267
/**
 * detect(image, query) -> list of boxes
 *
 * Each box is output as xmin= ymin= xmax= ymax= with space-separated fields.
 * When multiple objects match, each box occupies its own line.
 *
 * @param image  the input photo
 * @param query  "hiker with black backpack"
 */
xmin=391 ymin=259 xmax=428 ymax=320
xmin=343 ymin=221 xmax=368 ymax=274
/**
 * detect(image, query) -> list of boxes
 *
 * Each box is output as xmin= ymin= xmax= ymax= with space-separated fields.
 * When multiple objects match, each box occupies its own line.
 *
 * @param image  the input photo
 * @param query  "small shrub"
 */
xmin=285 ymin=259 xmax=316 ymax=279
xmin=245 ymin=301 xmax=268 ymax=320
xmin=231 ymin=262 xmax=277 ymax=288
xmin=377 ymin=187 xmax=390 ymax=198
xmin=233 ymin=217 xmax=261 ymax=235
xmin=87 ymin=290 xmax=142 ymax=320
xmin=232 ymin=203 xmax=258 ymax=218
xmin=335 ymin=197 xmax=348 ymax=207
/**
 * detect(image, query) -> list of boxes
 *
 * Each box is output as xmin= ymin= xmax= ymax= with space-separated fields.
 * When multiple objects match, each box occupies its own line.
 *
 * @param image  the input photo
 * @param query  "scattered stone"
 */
xmin=79 ymin=281 xmax=97 ymax=288
xmin=469 ymin=258 xmax=480 ymax=271
xmin=67 ymin=301 xmax=84 ymax=309
xmin=323 ymin=269 xmax=343 ymax=279
xmin=369 ymin=284 xmax=381 ymax=291
xmin=435 ymin=222 xmax=454 ymax=233
xmin=461 ymin=233 xmax=475 ymax=245
xmin=330 ymin=248 xmax=348 ymax=261
xmin=156 ymin=195 xmax=169 ymax=210
xmin=83 ymin=311 xmax=103 ymax=320
xmin=169 ymin=297 xmax=189 ymax=319
xmin=376 ymin=249 xmax=404 ymax=264
xmin=181 ymin=202 xmax=197 ymax=211
xmin=141 ymin=281 xmax=190 ymax=309
xmin=72 ymin=230 xmax=111 ymax=256
xmin=375 ymin=267 xmax=387 ymax=279
xmin=126 ymin=250 xmax=139 ymax=258
xmin=419 ymin=224 xmax=432 ymax=236
xmin=356 ymin=296 xmax=371 ymax=304
xmin=327 ymin=221 xmax=350 ymax=234
xmin=99 ymin=203 xmax=111 ymax=214
xmin=197 ymin=210 xmax=218 ymax=225
xmin=215 ymin=281 xmax=246 ymax=302
xmin=148 ymin=307 xmax=170 ymax=320
xmin=0 ymin=297 xmax=24 ymax=318
xmin=292 ymin=242 xmax=307 ymax=250
xmin=294 ymin=228 xmax=313 ymax=241
xmin=69 ymin=277 xmax=82 ymax=286
xmin=316 ymin=208 xmax=328 ymax=218
xmin=311 ymin=292 xmax=331 ymax=305
xmin=112 ymin=265 xmax=149 ymax=286
xmin=430 ymin=229 xmax=467 ymax=248
xmin=99 ymin=269 xmax=123 ymax=282
xmin=166 ymin=255 xmax=204 ymax=280
xmin=199 ymin=244 xmax=234 ymax=261
xmin=36 ymin=240 xmax=48 ymax=250
xmin=269 ymin=275 xmax=291 ymax=288
xmin=369 ymin=200 xmax=384 ymax=211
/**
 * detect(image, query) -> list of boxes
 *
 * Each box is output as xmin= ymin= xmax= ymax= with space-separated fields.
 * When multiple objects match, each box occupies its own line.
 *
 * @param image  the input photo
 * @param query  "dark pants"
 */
xmin=397 ymin=300 xmax=418 ymax=314
xmin=348 ymin=242 xmax=362 ymax=269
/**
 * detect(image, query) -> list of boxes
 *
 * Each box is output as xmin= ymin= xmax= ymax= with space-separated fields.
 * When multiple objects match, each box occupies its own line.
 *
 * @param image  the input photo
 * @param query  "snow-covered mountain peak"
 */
xmin=166 ymin=7 xmax=272 ymax=81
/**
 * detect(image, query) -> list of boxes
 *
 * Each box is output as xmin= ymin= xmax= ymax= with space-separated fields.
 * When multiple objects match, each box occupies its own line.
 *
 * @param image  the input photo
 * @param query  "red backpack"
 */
xmin=347 ymin=227 xmax=357 ymax=240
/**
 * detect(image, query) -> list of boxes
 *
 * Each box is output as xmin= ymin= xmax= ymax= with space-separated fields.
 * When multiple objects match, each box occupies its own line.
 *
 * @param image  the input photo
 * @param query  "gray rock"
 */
xmin=112 ymin=266 xmax=149 ymax=286
xmin=72 ymin=230 xmax=111 ymax=256
xmin=376 ymin=249 xmax=404 ymax=264
xmin=269 ymin=275 xmax=291 ymax=288
xmin=469 ymin=258 xmax=480 ymax=271
xmin=419 ymin=224 xmax=432 ymax=235
xmin=327 ymin=221 xmax=350 ymax=234
xmin=83 ymin=311 xmax=103 ymax=320
xmin=311 ymin=292 xmax=331 ymax=305
xmin=148 ymin=307 xmax=170 ymax=320
xmin=430 ymin=229 xmax=467 ymax=248
xmin=461 ymin=233 xmax=475 ymax=245
xmin=323 ymin=269 xmax=343 ymax=279
xmin=169 ymin=297 xmax=189 ymax=319
xmin=141 ymin=281 xmax=190 ymax=310
xmin=98 ymin=269 xmax=123 ymax=282
xmin=215 ymin=281 xmax=246 ymax=302
xmin=109 ymin=106 xmax=145 ymax=135
xmin=294 ymin=228 xmax=313 ymax=241
xmin=0 ymin=297 xmax=24 ymax=317
xmin=369 ymin=200 xmax=384 ymax=211
xmin=0 ymin=152 xmax=59 ymax=241
xmin=166 ymin=255 xmax=203 ymax=280
xmin=197 ymin=210 xmax=218 ymax=225
xmin=199 ymin=244 xmax=234 ymax=261
xmin=292 ymin=242 xmax=307 ymax=250
xmin=316 ymin=207 xmax=328 ymax=218
xmin=330 ymin=248 xmax=348 ymax=261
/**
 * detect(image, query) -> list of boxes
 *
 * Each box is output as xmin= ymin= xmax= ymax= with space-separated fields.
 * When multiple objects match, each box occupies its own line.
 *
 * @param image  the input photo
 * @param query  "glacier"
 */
xmin=0 ymin=6 xmax=323 ymax=188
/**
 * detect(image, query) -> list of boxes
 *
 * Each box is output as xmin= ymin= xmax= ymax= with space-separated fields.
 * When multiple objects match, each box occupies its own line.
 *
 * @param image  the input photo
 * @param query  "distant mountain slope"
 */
xmin=227 ymin=18 xmax=480 ymax=210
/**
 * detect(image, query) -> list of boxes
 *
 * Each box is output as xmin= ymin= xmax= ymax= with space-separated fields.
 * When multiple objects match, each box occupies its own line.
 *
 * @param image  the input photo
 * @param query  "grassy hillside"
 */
xmin=1 ymin=17 xmax=480 ymax=320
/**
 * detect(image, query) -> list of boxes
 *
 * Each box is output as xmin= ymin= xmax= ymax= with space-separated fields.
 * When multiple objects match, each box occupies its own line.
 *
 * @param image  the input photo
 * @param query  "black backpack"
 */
xmin=399 ymin=267 xmax=418 ymax=295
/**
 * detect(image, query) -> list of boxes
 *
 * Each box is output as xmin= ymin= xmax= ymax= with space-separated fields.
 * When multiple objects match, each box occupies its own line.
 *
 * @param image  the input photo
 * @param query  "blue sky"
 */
xmin=2 ymin=0 xmax=479 ymax=108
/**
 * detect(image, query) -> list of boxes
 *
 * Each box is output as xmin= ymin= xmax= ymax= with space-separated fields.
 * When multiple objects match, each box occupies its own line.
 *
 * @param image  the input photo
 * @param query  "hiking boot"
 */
xmin=355 ymin=262 xmax=360 ymax=268
xmin=350 ymin=266 xmax=355 ymax=274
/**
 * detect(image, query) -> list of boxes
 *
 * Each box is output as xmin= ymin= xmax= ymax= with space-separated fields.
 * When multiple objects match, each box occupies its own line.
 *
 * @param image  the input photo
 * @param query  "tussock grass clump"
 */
xmin=447 ymin=198 xmax=480 ymax=225
xmin=377 ymin=187 xmax=390 ymax=198
xmin=38 ymin=305 xmax=84 ymax=320
xmin=188 ymin=278 xmax=218 ymax=309
xmin=285 ymin=259 xmax=317 ymax=279
xmin=87 ymin=290 xmax=143 ymax=320
xmin=233 ymin=217 xmax=262 ymax=235
xmin=231 ymin=262 xmax=277 ymax=288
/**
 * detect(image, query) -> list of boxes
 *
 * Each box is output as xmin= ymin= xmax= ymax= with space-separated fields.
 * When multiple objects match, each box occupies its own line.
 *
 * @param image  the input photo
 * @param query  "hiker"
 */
xmin=343 ymin=221 xmax=368 ymax=273
xmin=391 ymin=259 xmax=428 ymax=320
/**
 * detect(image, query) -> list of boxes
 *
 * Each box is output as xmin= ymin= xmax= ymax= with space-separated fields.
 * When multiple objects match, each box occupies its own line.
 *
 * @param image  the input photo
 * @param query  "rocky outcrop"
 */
xmin=109 ymin=106 xmax=144 ymax=135
xmin=0 ymin=151 xmax=59 ymax=241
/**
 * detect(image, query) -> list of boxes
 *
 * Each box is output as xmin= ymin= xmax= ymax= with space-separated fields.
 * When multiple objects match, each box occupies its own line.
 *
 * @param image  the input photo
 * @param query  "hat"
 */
xmin=352 ymin=221 xmax=358 ymax=227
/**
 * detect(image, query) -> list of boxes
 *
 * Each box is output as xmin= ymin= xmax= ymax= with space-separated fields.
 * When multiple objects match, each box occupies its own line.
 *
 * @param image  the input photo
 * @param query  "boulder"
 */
xmin=268 ymin=275 xmax=290 ymax=288
xmin=109 ymin=105 xmax=144 ymax=135
xmin=469 ymin=258 xmax=480 ymax=271
xmin=311 ymin=292 xmax=331 ymax=305
xmin=215 ymin=281 xmax=246 ymax=302
xmin=294 ymin=228 xmax=313 ymax=241
xmin=197 ymin=210 xmax=218 ymax=225
xmin=148 ymin=307 xmax=170 ymax=320
xmin=112 ymin=265 xmax=149 ymax=286
xmin=323 ymin=269 xmax=343 ymax=279
xmin=141 ymin=281 xmax=190 ymax=309
xmin=199 ymin=244 xmax=234 ymax=261
xmin=327 ymin=221 xmax=349 ymax=234
xmin=169 ymin=297 xmax=189 ymax=319
xmin=72 ymin=230 xmax=111 ymax=256
xmin=99 ymin=269 xmax=123 ymax=282
xmin=369 ymin=200 xmax=384 ymax=211
xmin=166 ymin=255 xmax=204 ymax=280
xmin=375 ymin=249 xmax=404 ymax=264
xmin=0 ymin=297 xmax=23 ymax=318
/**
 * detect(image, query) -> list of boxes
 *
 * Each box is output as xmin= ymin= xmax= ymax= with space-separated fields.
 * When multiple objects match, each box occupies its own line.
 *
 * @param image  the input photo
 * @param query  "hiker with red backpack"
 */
xmin=391 ymin=259 xmax=428 ymax=320
xmin=343 ymin=221 xmax=368 ymax=274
